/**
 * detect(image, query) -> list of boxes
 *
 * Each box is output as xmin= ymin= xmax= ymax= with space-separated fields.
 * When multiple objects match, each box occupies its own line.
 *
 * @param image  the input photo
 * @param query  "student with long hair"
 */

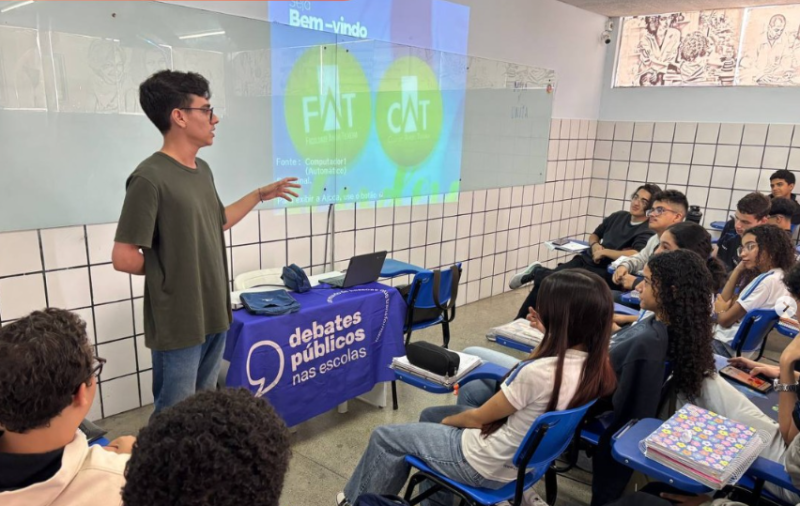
xmin=612 ymin=221 xmax=726 ymax=331
xmin=592 ymin=250 xmax=718 ymax=505
xmin=712 ymin=224 xmax=795 ymax=357
xmin=335 ymin=271 xmax=617 ymax=506
xmin=654 ymin=221 xmax=727 ymax=292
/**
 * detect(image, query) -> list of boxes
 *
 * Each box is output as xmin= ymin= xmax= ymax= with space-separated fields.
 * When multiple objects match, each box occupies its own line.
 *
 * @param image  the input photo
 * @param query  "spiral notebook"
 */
xmin=641 ymin=404 xmax=771 ymax=489
xmin=391 ymin=353 xmax=482 ymax=387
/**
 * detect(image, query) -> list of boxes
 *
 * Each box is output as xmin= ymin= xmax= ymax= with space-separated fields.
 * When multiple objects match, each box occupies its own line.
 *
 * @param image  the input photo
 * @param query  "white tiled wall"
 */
xmin=589 ymin=121 xmax=800 ymax=236
xmin=0 ymin=119 xmax=596 ymax=420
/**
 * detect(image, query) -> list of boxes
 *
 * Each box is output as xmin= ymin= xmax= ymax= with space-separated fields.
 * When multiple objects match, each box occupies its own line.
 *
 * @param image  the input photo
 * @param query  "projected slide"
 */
xmin=269 ymin=0 xmax=470 ymax=204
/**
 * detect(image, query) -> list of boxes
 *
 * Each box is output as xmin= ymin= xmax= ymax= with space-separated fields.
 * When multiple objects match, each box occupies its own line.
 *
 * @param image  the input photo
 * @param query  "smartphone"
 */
xmin=552 ymin=238 xmax=570 ymax=246
xmin=720 ymin=365 xmax=772 ymax=393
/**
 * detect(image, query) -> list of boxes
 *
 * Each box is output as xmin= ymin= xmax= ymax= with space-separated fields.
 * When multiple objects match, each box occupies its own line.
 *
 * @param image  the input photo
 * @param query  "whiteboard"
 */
xmin=0 ymin=0 xmax=554 ymax=232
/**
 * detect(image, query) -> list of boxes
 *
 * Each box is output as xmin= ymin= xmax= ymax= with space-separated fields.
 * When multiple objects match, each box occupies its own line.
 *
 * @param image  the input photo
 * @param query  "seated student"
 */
xmin=612 ymin=221 xmax=727 ymax=331
xmin=712 ymin=224 xmax=795 ymax=358
xmin=612 ymin=189 xmax=688 ymax=291
xmin=0 ymin=309 xmax=134 ymax=506
xmin=607 ymin=263 xmax=800 ymax=506
xmin=730 ymin=262 xmax=800 ymax=381
xmin=768 ymin=196 xmax=796 ymax=232
xmin=770 ymin=168 xmax=798 ymax=203
xmin=509 ymin=184 xmax=661 ymax=320
xmin=122 ymin=388 xmax=291 ymax=506
xmin=335 ymin=271 xmax=617 ymax=506
xmin=591 ymin=250 xmax=718 ymax=505
xmin=714 ymin=192 xmax=771 ymax=272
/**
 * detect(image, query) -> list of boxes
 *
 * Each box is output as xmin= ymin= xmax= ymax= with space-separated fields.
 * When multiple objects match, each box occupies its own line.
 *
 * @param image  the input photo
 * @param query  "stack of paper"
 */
xmin=486 ymin=319 xmax=544 ymax=349
xmin=544 ymin=240 xmax=589 ymax=253
xmin=391 ymin=353 xmax=482 ymax=387
xmin=642 ymin=403 xmax=771 ymax=489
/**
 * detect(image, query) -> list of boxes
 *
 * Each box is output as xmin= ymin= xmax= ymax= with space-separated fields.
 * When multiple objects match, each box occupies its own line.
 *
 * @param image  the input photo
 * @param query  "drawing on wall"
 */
xmin=0 ymin=26 xmax=47 ymax=110
xmin=51 ymin=33 xmax=127 ymax=113
xmin=121 ymin=44 xmax=173 ymax=114
xmin=231 ymin=48 xmax=270 ymax=97
xmin=173 ymin=48 xmax=226 ymax=111
xmin=614 ymin=10 xmax=743 ymax=87
xmin=739 ymin=5 xmax=800 ymax=86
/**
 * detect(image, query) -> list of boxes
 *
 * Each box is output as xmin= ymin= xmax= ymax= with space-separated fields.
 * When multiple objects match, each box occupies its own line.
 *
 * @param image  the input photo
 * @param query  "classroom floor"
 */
xmin=97 ymin=288 xmax=792 ymax=506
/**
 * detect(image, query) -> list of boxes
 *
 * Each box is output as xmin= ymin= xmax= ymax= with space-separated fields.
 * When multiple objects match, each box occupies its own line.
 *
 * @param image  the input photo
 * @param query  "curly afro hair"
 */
xmin=122 ymin=388 xmax=291 ymax=506
xmin=680 ymin=31 xmax=710 ymax=62
xmin=0 ymin=309 xmax=93 ymax=433
xmin=647 ymin=250 xmax=716 ymax=400
xmin=743 ymin=224 xmax=796 ymax=273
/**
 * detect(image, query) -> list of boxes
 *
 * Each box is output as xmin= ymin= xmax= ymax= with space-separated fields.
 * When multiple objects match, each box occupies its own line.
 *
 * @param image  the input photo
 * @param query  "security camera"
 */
xmin=606 ymin=20 xmax=614 ymax=31
xmin=601 ymin=30 xmax=612 ymax=44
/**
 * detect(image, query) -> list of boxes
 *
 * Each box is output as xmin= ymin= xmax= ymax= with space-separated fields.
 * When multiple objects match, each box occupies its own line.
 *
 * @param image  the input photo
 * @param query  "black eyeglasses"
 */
xmin=646 ymin=206 xmax=679 ymax=217
xmin=179 ymin=107 xmax=214 ymax=121
xmin=630 ymin=193 xmax=651 ymax=207
xmin=74 ymin=357 xmax=106 ymax=393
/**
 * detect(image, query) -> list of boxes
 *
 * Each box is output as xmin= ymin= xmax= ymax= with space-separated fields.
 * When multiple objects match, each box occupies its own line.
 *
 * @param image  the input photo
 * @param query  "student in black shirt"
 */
xmin=510 ymin=183 xmax=661 ymax=319
xmin=770 ymin=169 xmax=800 ymax=225
xmin=591 ymin=250 xmax=717 ymax=505
xmin=714 ymin=192 xmax=770 ymax=272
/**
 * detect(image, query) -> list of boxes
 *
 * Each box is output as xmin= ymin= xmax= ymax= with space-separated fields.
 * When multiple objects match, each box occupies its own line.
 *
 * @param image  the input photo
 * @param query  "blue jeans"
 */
xmin=712 ymin=338 xmax=759 ymax=359
xmin=457 ymin=346 xmax=519 ymax=408
xmin=151 ymin=332 xmax=227 ymax=416
xmin=343 ymin=405 xmax=506 ymax=506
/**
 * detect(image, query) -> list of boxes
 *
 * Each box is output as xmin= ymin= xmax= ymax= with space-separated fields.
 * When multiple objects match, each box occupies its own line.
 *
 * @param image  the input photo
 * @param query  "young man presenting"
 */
xmin=112 ymin=71 xmax=300 ymax=414
xmin=0 ymin=309 xmax=134 ymax=506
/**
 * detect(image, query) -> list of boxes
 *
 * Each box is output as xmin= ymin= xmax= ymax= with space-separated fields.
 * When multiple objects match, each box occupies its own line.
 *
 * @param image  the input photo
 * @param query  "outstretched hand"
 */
xmin=260 ymin=177 xmax=301 ymax=202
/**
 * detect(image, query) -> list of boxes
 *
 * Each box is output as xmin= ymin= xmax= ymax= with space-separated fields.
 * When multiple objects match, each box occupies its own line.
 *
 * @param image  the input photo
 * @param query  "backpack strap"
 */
xmin=432 ymin=265 xmax=461 ymax=322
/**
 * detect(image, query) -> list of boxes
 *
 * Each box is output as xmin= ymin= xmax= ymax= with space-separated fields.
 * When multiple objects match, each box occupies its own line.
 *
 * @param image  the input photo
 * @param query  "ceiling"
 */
xmin=558 ymin=0 xmax=800 ymax=17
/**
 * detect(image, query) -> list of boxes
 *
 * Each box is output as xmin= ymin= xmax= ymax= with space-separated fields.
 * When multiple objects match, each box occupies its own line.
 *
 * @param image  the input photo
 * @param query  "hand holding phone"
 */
xmin=720 ymin=365 xmax=772 ymax=393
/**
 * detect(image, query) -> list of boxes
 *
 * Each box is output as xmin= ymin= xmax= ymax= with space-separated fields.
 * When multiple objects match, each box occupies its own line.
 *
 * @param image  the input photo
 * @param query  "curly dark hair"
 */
xmin=743 ymin=224 xmax=796 ymax=272
xmin=647 ymin=251 xmax=716 ymax=400
xmin=737 ymin=192 xmax=771 ymax=220
xmin=122 ymin=388 xmax=291 ymax=506
xmin=665 ymin=222 xmax=727 ymax=292
xmin=0 ymin=309 xmax=93 ymax=433
xmin=784 ymin=262 xmax=800 ymax=298
xmin=680 ymin=31 xmax=710 ymax=62
xmin=139 ymin=70 xmax=211 ymax=134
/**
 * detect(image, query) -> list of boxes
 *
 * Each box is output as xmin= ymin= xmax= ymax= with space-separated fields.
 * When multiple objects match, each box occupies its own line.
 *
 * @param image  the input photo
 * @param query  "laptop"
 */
xmin=320 ymin=251 xmax=387 ymax=288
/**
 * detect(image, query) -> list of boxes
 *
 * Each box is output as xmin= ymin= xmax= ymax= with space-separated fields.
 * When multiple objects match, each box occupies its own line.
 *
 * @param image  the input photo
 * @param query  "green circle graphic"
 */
xmin=376 ymin=56 xmax=443 ymax=167
xmin=284 ymin=46 xmax=371 ymax=162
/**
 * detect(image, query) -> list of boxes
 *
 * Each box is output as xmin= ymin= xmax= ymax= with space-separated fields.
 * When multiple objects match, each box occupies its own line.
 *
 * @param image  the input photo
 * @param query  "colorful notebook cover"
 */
xmin=642 ymin=403 xmax=770 ymax=489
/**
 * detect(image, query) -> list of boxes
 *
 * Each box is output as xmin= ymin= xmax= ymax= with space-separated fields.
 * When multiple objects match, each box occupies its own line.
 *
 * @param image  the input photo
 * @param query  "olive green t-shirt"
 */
xmin=114 ymin=152 xmax=231 ymax=351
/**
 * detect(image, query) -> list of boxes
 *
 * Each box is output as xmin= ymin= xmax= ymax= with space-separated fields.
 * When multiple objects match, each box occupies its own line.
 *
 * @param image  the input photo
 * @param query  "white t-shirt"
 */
xmin=460 ymin=349 xmax=588 ymax=482
xmin=714 ymin=268 xmax=789 ymax=345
